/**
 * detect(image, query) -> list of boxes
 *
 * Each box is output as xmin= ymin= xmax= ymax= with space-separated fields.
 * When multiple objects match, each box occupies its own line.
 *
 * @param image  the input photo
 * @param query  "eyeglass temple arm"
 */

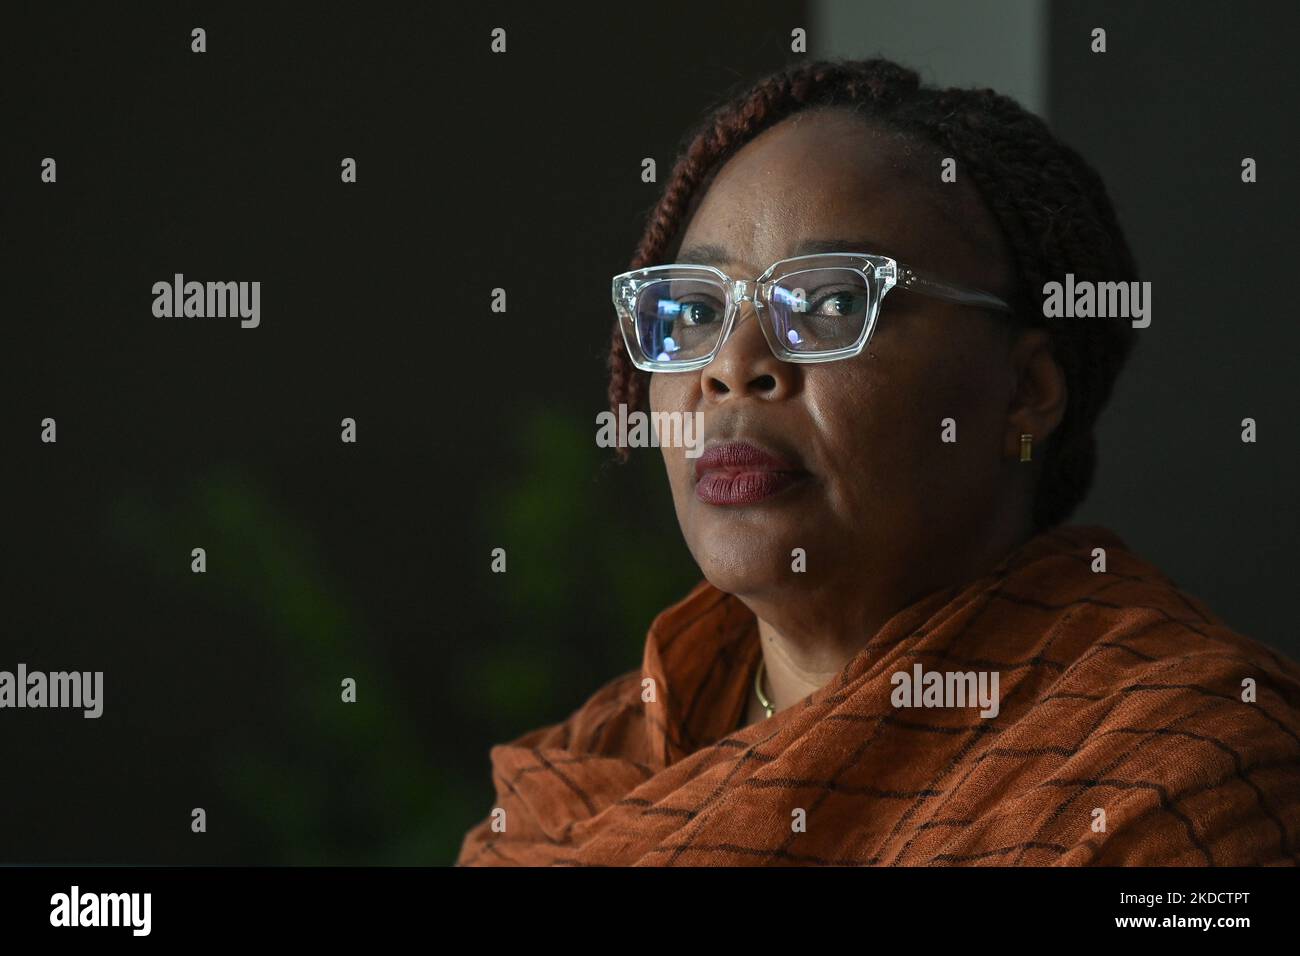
xmin=897 ymin=264 xmax=1013 ymax=313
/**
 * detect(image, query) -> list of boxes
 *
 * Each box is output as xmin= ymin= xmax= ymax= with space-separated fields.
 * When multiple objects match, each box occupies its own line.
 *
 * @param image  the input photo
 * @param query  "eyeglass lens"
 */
xmin=634 ymin=268 xmax=871 ymax=364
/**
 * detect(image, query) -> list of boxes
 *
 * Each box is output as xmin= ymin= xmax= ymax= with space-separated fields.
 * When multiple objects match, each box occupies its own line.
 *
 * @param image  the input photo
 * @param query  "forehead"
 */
xmin=675 ymin=108 xmax=1006 ymax=288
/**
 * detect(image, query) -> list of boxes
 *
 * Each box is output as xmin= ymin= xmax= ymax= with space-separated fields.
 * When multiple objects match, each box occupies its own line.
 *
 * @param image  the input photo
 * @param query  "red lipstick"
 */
xmin=694 ymin=441 xmax=809 ymax=505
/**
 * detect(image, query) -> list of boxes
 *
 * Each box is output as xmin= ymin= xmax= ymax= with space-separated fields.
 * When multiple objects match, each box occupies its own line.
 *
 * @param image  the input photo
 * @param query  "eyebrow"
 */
xmin=675 ymin=237 xmax=906 ymax=268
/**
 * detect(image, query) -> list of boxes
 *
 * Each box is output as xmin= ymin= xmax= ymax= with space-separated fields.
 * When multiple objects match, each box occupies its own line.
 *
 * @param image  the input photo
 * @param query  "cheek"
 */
xmin=649 ymin=374 xmax=696 ymax=492
xmin=917 ymin=332 xmax=1013 ymax=457
xmin=800 ymin=362 xmax=897 ymax=509
xmin=804 ymin=335 xmax=1008 ymax=512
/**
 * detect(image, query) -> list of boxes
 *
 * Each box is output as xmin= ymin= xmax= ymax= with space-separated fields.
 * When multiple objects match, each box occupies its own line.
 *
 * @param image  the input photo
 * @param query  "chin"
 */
xmin=688 ymin=538 xmax=804 ymax=599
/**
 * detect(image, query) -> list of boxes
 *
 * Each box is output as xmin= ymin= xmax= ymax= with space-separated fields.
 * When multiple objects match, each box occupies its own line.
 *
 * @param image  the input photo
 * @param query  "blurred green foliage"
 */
xmin=100 ymin=403 xmax=698 ymax=864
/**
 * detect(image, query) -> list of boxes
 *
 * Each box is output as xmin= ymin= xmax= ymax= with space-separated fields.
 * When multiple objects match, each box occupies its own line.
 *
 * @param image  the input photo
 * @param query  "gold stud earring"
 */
xmin=1019 ymin=433 xmax=1033 ymax=462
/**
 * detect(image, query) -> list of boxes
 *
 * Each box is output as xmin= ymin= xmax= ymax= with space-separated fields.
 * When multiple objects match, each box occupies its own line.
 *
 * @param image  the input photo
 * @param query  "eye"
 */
xmin=674 ymin=299 xmax=722 ymax=326
xmin=808 ymin=289 xmax=867 ymax=318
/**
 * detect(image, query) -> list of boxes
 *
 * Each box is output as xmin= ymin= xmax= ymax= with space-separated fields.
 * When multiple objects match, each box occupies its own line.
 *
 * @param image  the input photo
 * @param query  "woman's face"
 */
xmin=650 ymin=108 xmax=1036 ymax=613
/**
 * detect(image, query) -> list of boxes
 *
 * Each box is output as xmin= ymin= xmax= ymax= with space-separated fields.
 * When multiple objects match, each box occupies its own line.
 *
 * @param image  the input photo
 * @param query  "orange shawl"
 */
xmin=456 ymin=526 xmax=1300 ymax=865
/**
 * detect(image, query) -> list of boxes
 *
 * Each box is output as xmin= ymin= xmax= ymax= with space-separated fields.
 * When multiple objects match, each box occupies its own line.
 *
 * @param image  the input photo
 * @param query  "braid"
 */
xmin=607 ymin=58 xmax=1138 ymax=530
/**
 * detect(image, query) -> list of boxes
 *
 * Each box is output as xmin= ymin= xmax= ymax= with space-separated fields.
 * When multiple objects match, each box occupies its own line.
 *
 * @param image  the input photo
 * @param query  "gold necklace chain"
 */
xmin=754 ymin=658 xmax=775 ymax=719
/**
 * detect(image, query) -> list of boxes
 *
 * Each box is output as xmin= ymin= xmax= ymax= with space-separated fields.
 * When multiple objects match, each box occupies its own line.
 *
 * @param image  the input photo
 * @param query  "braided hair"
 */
xmin=606 ymin=58 xmax=1139 ymax=530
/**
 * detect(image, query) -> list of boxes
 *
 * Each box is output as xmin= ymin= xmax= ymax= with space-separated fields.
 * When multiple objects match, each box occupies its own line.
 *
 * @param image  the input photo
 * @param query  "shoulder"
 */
xmin=486 ymin=579 xmax=729 ymax=759
xmin=495 ymin=668 xmax=648 ymax=757
xmin=1019 ymin=538 xmax=1300 ymax=864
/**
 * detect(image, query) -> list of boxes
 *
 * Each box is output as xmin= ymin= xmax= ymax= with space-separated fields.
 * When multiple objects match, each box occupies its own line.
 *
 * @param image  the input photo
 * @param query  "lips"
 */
xmin=694 ymin=440 xmax=810 ymax=506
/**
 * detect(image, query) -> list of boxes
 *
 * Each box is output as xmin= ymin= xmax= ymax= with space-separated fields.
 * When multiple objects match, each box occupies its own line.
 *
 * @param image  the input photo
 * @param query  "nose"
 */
xmin=701 ymin=298 xmax=799 ymax=401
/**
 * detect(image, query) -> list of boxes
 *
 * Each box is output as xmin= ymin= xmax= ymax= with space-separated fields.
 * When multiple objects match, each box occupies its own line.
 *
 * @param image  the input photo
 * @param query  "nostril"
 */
xmin=752 ymin=373 xmax=776 ymax=391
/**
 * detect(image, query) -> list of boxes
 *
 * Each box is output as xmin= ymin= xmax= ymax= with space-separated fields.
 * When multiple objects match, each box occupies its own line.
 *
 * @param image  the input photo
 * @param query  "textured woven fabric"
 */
xmin=456 ymin=526 xmax=1300 ymax=866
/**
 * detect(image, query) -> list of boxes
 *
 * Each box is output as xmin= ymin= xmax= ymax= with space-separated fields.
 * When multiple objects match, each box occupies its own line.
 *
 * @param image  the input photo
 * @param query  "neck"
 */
xmin=740 ymin=513 xmax=1035 ymax=722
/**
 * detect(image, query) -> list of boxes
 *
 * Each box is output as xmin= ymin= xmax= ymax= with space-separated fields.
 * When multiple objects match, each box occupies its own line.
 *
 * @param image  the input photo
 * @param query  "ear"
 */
xmin=1004 ymin=328 xmax=1067 ymax=460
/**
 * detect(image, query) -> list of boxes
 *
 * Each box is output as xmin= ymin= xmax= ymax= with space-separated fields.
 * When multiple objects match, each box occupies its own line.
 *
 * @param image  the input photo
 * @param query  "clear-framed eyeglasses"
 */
xmin=612 ymin=252 xmax=1013 ymax=372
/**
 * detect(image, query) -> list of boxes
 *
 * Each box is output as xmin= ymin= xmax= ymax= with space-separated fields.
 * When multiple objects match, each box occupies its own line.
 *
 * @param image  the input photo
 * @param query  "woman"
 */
xmin=457 ymin=59 xmax=1300 ymax=866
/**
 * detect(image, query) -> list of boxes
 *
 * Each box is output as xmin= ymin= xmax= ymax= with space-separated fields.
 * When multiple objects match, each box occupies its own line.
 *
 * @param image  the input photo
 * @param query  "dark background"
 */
xmin=2 ymin=1 xmax=1296 ymax=864
xmin=1051 ymin=2 xmax=1299 ymax=648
